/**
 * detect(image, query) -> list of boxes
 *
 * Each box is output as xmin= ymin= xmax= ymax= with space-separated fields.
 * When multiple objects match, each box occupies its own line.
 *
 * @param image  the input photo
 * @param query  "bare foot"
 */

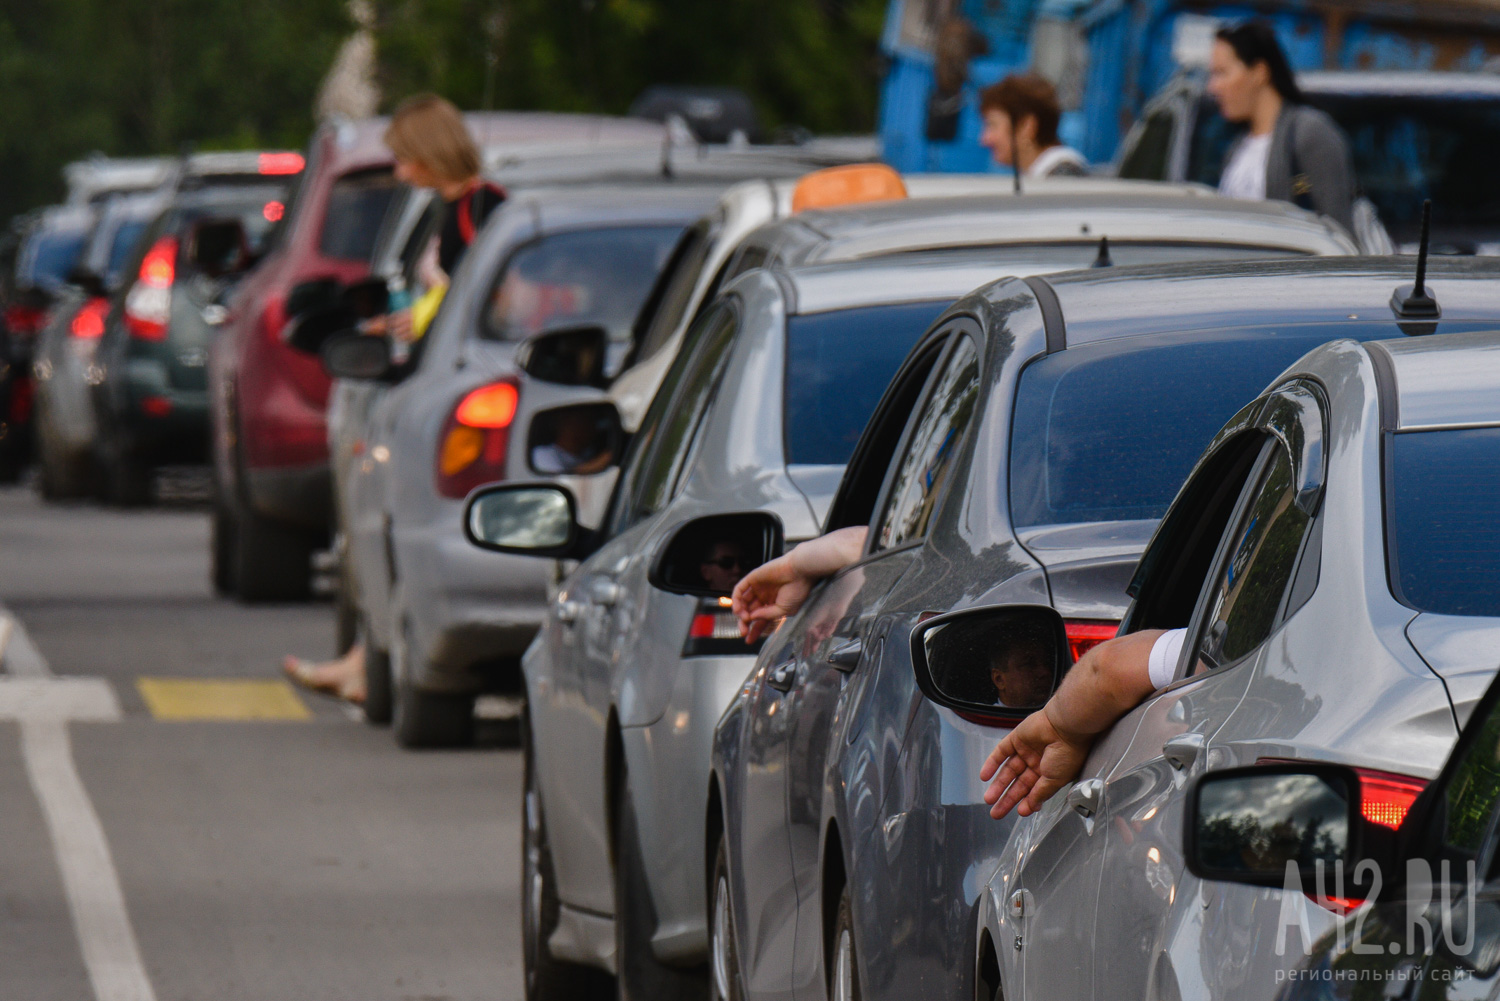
xmin=284 ymin=645 xmax=367 ymax=705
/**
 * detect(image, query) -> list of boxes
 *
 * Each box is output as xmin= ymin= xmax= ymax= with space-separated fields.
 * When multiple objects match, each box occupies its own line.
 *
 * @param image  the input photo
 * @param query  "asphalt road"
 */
xmin=0 ymin=484 xmax=524 ymax=1001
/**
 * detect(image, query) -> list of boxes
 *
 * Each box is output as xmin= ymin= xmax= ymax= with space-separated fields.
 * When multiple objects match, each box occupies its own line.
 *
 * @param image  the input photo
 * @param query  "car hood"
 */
xmin=1016 ymin=519 xmax=1157 ymax=622
xmin=1404 ymin=613 xmax=1500 ymax=725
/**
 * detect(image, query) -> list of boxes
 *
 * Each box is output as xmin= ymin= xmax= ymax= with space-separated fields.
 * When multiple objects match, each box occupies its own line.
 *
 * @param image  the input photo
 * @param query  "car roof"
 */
xmin=1373 ymin=330 xmax=1500 ymax=432
xmin=1019 ymin=257 xmax=1500 ymax=345
xmin=760 ymin=186 xmax=1354 ymax=261
xmin=1300 ymin=71 xmax=1500 ymax=98
xmin=516 ymin=184 xmax=741 ymax=232
xmin=774 ymin=251 xmax=1024 ymax=315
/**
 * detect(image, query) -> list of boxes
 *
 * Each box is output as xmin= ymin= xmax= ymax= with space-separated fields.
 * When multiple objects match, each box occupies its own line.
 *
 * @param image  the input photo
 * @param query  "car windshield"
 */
xmin=22 ymin=228 xmax=88 ymax=288
xmin=784 ymin=299 xmax=953 ymax=466
xmin=1187 ymin=94 xmax=1500 ymax=246
xmin=319 ymin=169 xmax=399 ymax=263
xmin=1009 ymin=324 xmax=1398 ymax=531
xmin=1388 ymin=426 xmax=1500 ymax=617
xmin=482 ymin=225 xmax=683 ymax=342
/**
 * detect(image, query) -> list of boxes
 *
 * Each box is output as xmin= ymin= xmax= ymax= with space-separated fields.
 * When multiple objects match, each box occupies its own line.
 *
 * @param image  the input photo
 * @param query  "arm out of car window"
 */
xmin=731 ymin=526 xmax=869 ymax=643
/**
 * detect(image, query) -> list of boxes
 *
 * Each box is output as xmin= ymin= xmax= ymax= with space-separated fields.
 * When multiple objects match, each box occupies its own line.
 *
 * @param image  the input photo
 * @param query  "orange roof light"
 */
xmin=791 ymin=164 xmax=908 ymax=214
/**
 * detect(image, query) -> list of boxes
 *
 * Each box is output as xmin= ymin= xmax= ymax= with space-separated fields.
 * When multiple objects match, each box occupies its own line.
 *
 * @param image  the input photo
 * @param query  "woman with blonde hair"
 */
xmin=283 ymin=94 xmax=503 ymax=706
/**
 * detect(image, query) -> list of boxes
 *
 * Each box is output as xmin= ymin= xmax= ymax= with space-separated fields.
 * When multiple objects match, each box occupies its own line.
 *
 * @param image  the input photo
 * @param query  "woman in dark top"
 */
xmin=283 ymin=94 xmax=502 ymax=705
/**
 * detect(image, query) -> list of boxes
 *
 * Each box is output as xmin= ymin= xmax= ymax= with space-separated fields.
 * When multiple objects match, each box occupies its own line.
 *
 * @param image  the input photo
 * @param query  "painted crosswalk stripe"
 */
xmin=136 ymin=677 xmax=311 ymax=721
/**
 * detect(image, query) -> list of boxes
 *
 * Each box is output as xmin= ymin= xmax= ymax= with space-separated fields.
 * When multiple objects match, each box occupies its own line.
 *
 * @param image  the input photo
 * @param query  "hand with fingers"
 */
xmin=980 ymin=708 xmax=1091 ymax=819
xmin=730 ymin=526 xmax=869 ymax=644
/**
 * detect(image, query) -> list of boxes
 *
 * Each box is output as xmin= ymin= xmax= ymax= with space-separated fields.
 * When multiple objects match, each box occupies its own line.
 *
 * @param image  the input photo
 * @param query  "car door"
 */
xmin=540 ymin=301 xmax=740 ymax=916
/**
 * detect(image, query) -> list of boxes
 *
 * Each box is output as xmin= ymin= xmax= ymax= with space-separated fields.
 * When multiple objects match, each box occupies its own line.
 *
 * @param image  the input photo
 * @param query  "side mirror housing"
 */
xmin=286 ymin=277 xmax=344 ymax=319
xmin=1186 ymin=764 xmax=1363 ymax=891
xmin=910 ymin=605 xmax=1070 ymax=726
xmin=320 ymin=331 xmax=393 ymax=381
xmin=188 ymin=217 xmax=251 ymax=277
xmin=527 ymin=402 xmax=627 ymax=476
xmin=649 ymin=512 xmax=784 ymax=599
xmin=464 ymin=483 xmax=583 ymax=559
xmin=517 ymin=326 xmax=610 ymax=388
xmin=287 ymin=307 xmax=358 ymax=355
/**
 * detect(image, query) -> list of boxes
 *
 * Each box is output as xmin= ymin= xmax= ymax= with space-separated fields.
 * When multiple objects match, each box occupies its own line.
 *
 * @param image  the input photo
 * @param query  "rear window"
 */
xmin=22 ymin=229 xmax=88 ymax=289
xmin=105 ymin=220 xmax=150 ymax=285
xmin=1009 ymin=325 xmax=1396 ymax=530
xmin=1389 ymin=427 xmax=1500 ymax=618
xmin=783 ymin=300 xmax=952 ymax=466
xmin=319 ymin=169 xmax=398 ymax=262
xmin=482 ymin=225 xmax=682 ymax=342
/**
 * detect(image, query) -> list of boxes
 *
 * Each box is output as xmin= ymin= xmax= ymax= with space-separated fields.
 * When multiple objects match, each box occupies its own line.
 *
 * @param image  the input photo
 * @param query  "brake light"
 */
xmin=140 ymin=395 xmax=172 ymax=417
xmin=258 ymin=152 xmax=305 ymax=175
xmin=70 ymin=297 xmax=109 ymax=339
xmin=1354 ymin=768 xmax=1427 ymax=830
xmin=4 ymin=304 xmax=47 ymax=336
xmin=1065 ymin=620 xmax=1117 ymax=663
xmin=683 ymin=598 xmax=761 ymax=657
xmin=124 ymin=235 xmax=177 ymax=341
xmin=263 ymin=200 xmax=284 ymax=223
xmin=435 ymin=380 xmax=519 ymax=499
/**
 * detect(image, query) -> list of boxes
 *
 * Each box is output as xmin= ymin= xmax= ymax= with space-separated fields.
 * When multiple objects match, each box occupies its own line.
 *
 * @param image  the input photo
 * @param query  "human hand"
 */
xmin=388 ymin=308 xmax=414 ymax=343
xmin=731 ymin=554 xmax=812 ymax=644
xmin=979 ymin=706 xmax=1092 ymax=820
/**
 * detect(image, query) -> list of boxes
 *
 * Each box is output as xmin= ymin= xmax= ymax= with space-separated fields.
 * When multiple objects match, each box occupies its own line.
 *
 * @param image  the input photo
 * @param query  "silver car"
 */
xmin=964 ymin=323 xmax=1500 ymax=1001
xmin=461 ymin=252 xmax=1012 ymax=1001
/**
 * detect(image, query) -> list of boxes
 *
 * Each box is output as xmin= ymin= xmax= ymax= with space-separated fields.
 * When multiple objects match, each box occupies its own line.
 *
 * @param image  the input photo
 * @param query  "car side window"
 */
xmin=1117 ymin=108 xmax=1177 ymax=181
xmin=871 ymin=335 xmax=980 ymax=551
xmin=1193 ymin=443 xmax=1314 ymax=672
xmin=604 ymin=302 xmax=738 ymax=536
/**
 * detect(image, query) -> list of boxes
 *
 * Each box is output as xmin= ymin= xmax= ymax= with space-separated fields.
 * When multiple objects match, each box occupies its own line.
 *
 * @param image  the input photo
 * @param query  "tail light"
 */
xmin=435 ymin=380 xmax=518 ymax=499
xmin=123 ymin=235 xmax=178 ymax=341
xmin=683 ymin=598 xmax=762 ymax=657
xmin=9 ymin=376 xmax=33 ymax=424
xmin=140 ymin=396 xmax=172 ymax=418
xmin=1065 ymin=620 xmax=1118 ymax=662
xmin=70 ymin=297 xmax=109 ymax=339
xmin=258 ymin=152 xmax=305 ymax=175
xmin=4 ymin=304 xmax=48 ymax=336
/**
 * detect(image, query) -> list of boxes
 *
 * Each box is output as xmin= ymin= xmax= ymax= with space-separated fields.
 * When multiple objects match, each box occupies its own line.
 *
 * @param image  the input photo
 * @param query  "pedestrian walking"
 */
xmin=1208 ymin=20 xmax=1357 ymax=231
xmin=978 ymin=72 xmax=1088 ymax=179
xmin=284 ymin=94 xmax=502 ymax=704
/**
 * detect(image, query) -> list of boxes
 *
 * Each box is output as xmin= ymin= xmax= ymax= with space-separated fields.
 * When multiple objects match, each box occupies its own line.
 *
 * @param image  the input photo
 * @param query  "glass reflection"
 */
xmin=923 ymin=609 xmax=1057 ymax=710
xmin=469 ymin=489 xmax=571 ymax=550
xmin=1196 ymin=773 xmax=1349 ymax=877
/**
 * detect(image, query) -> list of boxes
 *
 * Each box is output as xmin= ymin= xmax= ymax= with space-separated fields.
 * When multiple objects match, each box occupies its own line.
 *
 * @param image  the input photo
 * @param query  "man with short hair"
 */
xmin=978 ymin=72 xmax=1089 ymax=179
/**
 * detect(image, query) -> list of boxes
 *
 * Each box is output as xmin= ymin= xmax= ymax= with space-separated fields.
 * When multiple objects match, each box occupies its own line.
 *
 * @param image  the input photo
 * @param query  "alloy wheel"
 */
xmin=832 ymin=927 xmax=855 ymax=1001
xmin=711 ymin=873 xmax=734 ymax=1001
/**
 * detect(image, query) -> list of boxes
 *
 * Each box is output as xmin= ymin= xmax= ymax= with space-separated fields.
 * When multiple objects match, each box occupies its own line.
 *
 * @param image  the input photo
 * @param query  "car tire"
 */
xmin=334 ymin=567 xmax=358 ymax=656
xmin=615 ymin=768 xmax=708 ymax=1001
xmin=363 ymin=627 xmax=394 ymax=727
xmin=392 ymin=683 xmax=474 ymax=748
xmin=829 ymin=887 xmax=862 ymax=1001
xmin=211 ymin=499 xmax=238 ymax=595
xmin=101 ymin=438 xmax=152 ymax=507
xmin=522 ymin=711 xmax=614 ymax=1001
xmin=709 ymin=834 xmax=744 ymax=1001
xmin=233 ymin=501 xmax=314 ymax=603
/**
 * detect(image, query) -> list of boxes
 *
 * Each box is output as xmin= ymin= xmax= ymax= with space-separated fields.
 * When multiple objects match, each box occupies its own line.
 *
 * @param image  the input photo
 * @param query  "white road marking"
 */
xmin=0 ymin=611 xmax=157 ymax=1001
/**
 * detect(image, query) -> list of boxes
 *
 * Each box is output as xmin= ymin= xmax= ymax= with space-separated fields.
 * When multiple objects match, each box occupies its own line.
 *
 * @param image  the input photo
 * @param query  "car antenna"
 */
xmin=1092 ymin=235 xmax=1113 ymax=268
xmin=1391 ymin=199 xmax=1440 ymax=329
xmin=1013 ymin=166 xmax=1022 ymax=195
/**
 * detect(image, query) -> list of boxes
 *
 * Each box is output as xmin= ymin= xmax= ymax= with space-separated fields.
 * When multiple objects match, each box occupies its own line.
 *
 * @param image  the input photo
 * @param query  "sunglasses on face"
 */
xmin=702 ymin=556 xmax=744 ymax=571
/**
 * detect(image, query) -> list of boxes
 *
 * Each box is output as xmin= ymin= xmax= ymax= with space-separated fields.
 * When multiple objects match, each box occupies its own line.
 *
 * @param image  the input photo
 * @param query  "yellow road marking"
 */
xmin=136 ymin=678 xmax=311 ymax=721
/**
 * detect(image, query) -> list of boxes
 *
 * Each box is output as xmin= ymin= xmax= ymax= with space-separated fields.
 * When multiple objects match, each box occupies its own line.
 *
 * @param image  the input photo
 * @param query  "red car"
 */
xmin=209 ymin=114 xmax=666 ymax=601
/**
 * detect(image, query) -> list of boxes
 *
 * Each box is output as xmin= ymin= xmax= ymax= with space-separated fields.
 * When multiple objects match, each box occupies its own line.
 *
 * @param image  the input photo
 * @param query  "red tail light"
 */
xmin=258 ymin=152 xmax=305 ymax=175
xmin=140 ymin=396 xmax=172 ymax=418
xmin=70 ymin=297 xmax=109 ymax=339
xmin=1354 ymin=767 xmax=1426 ymax=830
xmin=435 ymin=381 xmax=519 ymax=499
xmin=4 ymin=304 xmax=48 ymax=336
xmin=263 ymin=200 xmax=284 ymax=222
xmin=1065 ymin=620 xmax=1117 ymax=662
xmin=683 ymin=598 xmax=761 ymax=657
xmin=124 ymin=235 xmax=177 ymax=341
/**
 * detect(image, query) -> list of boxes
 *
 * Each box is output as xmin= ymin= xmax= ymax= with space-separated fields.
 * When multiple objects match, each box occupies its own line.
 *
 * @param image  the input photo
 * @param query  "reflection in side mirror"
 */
xmin=1186 ymin=764 xmax=1359 ymax=890
xmin=341 ymin=277 xmax=389 ymax=320
xmin=516 ymin=326 xmax=609 ymax=387
xmin=649 ymin=512 xmax=784 ymax=599
xmin=286 ymin=277 xmax=344 ymax=319
xmin=189 ymin=217 xmax=251 ymax=277
xmin=320 ymin=331 xmax=392 ymax=381
xmin=910 ymin=605 xmax=1069 ymax=725
xmin=527 ymin=402 xmax=626 ymax=476
xmin=287 ymin=306 xmax=358 ymax=354
xmin=464 ymin=484 xmax=579 ymax=557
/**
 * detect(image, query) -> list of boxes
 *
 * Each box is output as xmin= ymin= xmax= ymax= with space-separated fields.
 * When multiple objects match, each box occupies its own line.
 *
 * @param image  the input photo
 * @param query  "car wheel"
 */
xmin=391 ymin=623 xmax=474 ymax=748
xmin=830 ymin=887 xmax=862 ymax=1001
xmin=233 ymin=500 xmax=314 ymax=602
xmin=363 ymin=624 xmax=393 ymax=726
xmin=615 ymin=767 xmax=708 ymax=1001
xmin=522 ymin=710 xmax=614 ymax=1001
xmin=102 ymin=438 xmax=152 ymax=507
xmin=709 ymin=834 xmax=744 ymax=1001
xmin=211 ymin=499 xmax=238 ymax=595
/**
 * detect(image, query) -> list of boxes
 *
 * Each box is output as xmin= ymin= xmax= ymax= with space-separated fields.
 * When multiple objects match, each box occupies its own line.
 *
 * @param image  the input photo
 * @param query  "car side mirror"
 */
xmin=287 ymin=307 xmax=358 ymax=355
xmin=516 ymin=325 xmax=609 ymax=388
xmin=286 ymin=277 xmax=344 ymax=319
xmin=65 ymin=267 xmax=106 ymax=298
xmin=464 ymin=483 xmax=582 ymax=558
xmin=1186 ymin=764 xmax=1363 ymax=892
xmin=188 ymin=217 xmax=251 ymax=277
xmin=320 ymin=331 xmax=393 ymax=381
xmin=527 ymin=402 xmax=627 ymax=476
xmin=910 ymin=605 xmax=1070 ymax=725
xmin=649 ymin=512 xmax=783 ymax=599
xmin=340 ymin=277 xmax=389 ymax=319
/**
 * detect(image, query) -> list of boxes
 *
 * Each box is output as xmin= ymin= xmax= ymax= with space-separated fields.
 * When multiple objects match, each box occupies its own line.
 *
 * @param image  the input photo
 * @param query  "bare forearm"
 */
xmin=788 ymin=526 xmax=867 ymax=579
xmin=1043 ymin=630 xmax=1163 ymax=740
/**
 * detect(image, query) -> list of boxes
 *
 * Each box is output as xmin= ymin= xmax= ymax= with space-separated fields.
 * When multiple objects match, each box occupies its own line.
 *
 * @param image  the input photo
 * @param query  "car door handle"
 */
xmin=827 ymin=638 xmax=863 ymax=672
xmin=766 ymin=659 xmax=796 ymax=693
xmin=589 ymin=579 xmax=622 ymax=607
xmin=1163 ymin=732 xmax=1205 ymax=771
xmin=1066 ymin=778 xmax=1104 ymax=819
